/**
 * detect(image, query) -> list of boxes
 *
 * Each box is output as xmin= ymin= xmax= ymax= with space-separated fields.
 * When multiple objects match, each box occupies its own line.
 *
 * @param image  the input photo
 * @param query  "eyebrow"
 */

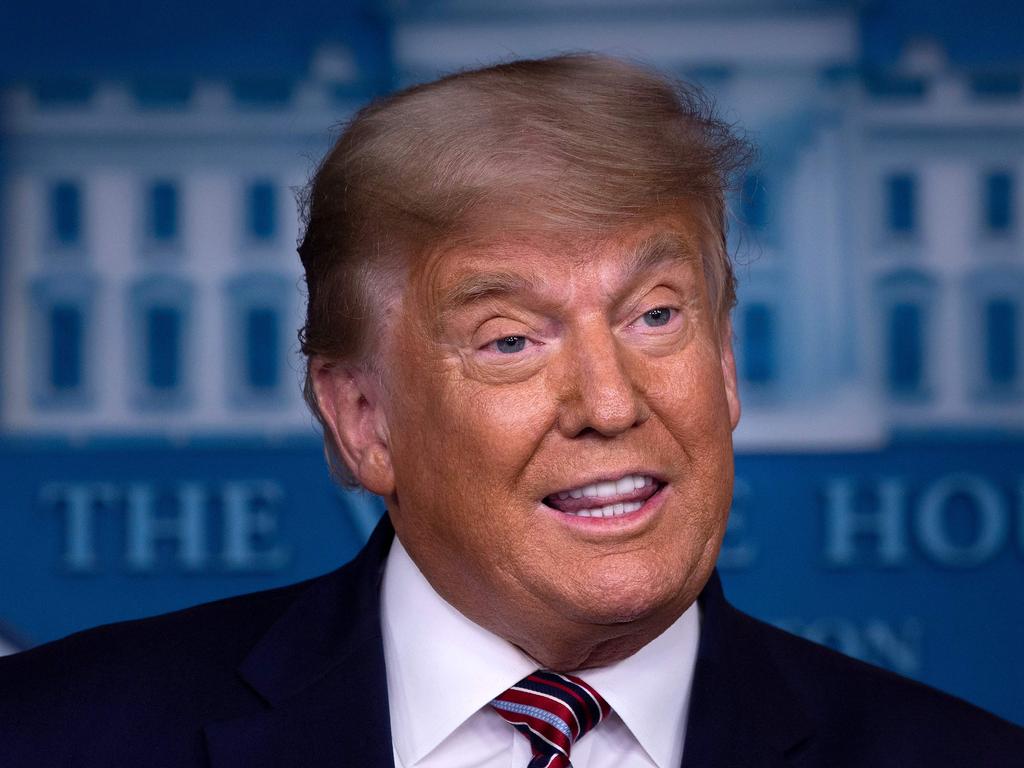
xmin=437 ymin=231 xmax=698 ymax=317
xmin=619 ymin=232 xmax=698 ymax=287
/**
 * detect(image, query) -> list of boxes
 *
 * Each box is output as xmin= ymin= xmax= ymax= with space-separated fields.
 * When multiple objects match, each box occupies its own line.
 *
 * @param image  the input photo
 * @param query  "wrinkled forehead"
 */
xmin=358 ymin=207 xmax=717 ymax=370
xmin=444 ymin=231 xmax=699 ymax=309
xmin=408 ymin=207 xmax=709 ymax=296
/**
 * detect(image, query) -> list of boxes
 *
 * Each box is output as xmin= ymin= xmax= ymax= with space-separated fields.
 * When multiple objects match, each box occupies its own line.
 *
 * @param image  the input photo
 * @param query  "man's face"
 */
xmin=369 ymin=213 xmax=739 ymax=657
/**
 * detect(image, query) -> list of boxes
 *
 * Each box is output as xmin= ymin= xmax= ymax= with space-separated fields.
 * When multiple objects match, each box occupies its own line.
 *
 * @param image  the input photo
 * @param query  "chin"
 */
xmin=560 ymin=564 xmax=687 ymax=627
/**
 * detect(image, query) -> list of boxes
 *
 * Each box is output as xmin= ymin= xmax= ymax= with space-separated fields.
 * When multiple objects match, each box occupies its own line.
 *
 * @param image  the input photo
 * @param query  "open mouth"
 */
xmin=542 ymin=474 xmax=664 ymax=518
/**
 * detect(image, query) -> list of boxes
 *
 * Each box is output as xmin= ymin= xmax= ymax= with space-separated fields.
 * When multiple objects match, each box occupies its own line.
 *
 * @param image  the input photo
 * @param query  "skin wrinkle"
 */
xmin=436 ymin=227 xmax=698 ymax=316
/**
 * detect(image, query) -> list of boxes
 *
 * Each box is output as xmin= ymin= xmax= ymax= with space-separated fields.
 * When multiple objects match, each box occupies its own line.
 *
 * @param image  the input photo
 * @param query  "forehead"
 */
xmin=413 ymin=215 xmax=705 ymax=309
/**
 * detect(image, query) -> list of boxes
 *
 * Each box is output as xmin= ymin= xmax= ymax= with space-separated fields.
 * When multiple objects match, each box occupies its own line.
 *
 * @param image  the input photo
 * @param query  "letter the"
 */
xmin=221 ymin=481 xmax=290 ymax=571
xmin=125 ymin=483 xmax=208 ymax=571
xmin=39 ymin=482 xmax=119 ymax=572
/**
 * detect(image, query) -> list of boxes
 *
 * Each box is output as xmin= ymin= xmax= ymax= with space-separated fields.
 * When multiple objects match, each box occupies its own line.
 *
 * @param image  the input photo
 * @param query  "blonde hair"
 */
xmin=297 ymin=53 xmax=754 ymax=485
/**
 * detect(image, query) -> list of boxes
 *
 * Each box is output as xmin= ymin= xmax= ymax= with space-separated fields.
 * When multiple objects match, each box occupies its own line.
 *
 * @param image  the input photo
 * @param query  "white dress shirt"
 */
xmin=381 ymin=537 xmax=700 ymax=768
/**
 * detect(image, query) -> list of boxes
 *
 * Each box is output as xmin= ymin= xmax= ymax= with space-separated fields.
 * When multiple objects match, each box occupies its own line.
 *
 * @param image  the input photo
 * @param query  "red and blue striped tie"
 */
xmin=490 ymin=669 xmax=612 ymax=768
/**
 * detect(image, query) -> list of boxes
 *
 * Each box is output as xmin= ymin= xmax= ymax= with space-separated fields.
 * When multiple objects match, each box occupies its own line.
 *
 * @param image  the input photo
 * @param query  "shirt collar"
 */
xmin=381 ymin=536 xmax=700 ymax=768
xmin=381 ymin=537 xmax=537 ymax=765
xmin=581 ymin=598 xmax=700 ymax=768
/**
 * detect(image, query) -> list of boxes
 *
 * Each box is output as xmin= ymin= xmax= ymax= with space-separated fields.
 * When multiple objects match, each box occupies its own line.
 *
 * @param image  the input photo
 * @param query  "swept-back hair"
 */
xmin=297 ymin=53 xmax=754 ymax=485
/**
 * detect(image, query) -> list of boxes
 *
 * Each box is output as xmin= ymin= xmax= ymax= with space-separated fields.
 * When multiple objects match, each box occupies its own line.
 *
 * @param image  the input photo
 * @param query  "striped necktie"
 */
xmin=489 ymin=669 xmax=611 ymax=768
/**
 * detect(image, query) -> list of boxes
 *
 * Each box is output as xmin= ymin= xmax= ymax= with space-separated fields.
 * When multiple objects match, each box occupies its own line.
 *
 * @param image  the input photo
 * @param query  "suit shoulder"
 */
xmin=0 ymin=573 xmax=323 ymax=759
xmin=1 ymin=576 xmax=307 ymax=686
xmin=729 ymin=607 xmax=1024 ymax=760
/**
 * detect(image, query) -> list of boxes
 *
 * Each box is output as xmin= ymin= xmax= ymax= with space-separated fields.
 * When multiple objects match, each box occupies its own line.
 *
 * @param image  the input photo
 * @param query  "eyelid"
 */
xmin=628 ymin=305 xmax=678 ymax=328
xmin=473 ymin=313 xmax=549 ymax=351
xmin=486 ymin=334 xmax=527 ymax=350
xmin=476 ymin=333 xmax=540 ymax=357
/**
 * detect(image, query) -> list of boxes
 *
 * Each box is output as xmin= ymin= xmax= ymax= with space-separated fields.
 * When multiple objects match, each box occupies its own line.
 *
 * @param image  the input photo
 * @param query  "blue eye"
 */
xmin=494 ymin=335 xmax=527 ymax=354
xmin=642 ymin=308 xmax=673 ymax=327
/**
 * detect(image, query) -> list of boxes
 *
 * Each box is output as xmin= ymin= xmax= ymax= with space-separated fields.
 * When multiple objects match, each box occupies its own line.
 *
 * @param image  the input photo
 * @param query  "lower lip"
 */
xmin=541 ymin=483 xmax=667 ymax=533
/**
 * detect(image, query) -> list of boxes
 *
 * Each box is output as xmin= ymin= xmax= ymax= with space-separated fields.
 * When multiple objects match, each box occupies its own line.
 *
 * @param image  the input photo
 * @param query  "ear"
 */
xmin=310 ymin=357 xmax=396 ymax=496
xmin=718 ymin=316 xmax=741 ymax=430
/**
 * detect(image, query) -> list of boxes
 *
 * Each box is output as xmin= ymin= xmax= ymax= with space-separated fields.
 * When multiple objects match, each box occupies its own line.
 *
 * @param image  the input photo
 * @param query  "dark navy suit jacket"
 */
xmin=2 ymin=516 xmax=1022 ymax=767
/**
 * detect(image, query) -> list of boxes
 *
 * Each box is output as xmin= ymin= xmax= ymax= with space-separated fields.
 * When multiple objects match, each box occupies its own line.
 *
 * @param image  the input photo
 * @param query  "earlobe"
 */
xmin=311 ymin=358 xmax=396 ymax=495
xmin=718 ymin=319 xmax=742 ymax=430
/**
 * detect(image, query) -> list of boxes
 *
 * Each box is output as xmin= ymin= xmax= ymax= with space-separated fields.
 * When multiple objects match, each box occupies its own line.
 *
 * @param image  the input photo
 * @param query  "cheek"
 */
xmin=388 ymin=368 xmax=553 ymax=537
xmin=641 ymin=340 xmax=731 ymax=434
xmin=441 ymin=376 xmax=554 ymax=482
xmin=640 ymin=343 xmax=735 ymax=524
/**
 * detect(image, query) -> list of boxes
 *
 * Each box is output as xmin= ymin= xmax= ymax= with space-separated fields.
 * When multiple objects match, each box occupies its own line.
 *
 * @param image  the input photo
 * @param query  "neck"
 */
xmin=461 ymin=592 xmax=690 ymax=672
xmin=519 ymin=630 xmax=663 ymax=671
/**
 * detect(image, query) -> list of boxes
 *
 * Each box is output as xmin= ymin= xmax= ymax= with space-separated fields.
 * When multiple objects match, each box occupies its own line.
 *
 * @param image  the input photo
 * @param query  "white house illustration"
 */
xmin=1 ymin=2 xmax=1021 ymax=449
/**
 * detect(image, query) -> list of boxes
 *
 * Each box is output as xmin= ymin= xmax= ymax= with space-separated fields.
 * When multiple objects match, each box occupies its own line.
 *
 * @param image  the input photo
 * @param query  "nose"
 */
xmin=555 ymin=328 xmax=649 ymax=439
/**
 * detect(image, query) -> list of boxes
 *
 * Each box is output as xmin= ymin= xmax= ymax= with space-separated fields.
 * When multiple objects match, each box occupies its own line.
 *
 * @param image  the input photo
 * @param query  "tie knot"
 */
xmin=490 ymin=670 xmax=611 ymax=768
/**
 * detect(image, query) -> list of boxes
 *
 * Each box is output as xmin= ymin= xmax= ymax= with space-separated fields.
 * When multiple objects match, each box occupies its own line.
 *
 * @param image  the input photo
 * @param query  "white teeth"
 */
xmin=555 ymin=474 xmax=656 ymax=502
xmin=548 ymin=475 xmax=658 ymax=519
xmin=564 ymin=499 xmax=645 ymax=519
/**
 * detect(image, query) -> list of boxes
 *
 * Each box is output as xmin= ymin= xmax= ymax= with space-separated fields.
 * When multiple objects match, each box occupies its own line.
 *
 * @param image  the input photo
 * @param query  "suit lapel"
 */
xmin=681 ymin=572 xmax=814 ymax=767
xmin=204 ymin=516 xmax=397 ymax=768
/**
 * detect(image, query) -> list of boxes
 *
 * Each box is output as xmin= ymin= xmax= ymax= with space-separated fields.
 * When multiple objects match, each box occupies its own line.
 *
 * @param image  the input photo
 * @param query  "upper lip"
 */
xmin=542 ymin=469 xmax=665 ymax=500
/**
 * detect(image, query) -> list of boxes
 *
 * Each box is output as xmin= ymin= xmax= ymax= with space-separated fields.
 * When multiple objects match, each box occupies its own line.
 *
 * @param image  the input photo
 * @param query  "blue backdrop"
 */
xmin=1 ymin=439 xmax=1020 ymax=723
